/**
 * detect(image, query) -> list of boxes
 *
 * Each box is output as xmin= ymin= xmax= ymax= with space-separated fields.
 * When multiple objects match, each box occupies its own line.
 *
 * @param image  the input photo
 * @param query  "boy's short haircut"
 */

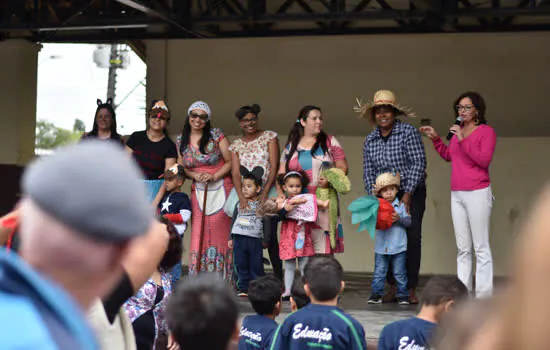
xmin=303 ymin=256 xmax=343 ymax=302
xmin=421 ymin=276 xmax=469 ymax=306
xmin=291 ymin=275 xmax=310 ymax=309
xmin=167 ymin=273 xmax=238 ymax=350
xmin=248 ymin=275 xmax=284 ymax=315
xmin=164 ymin=165 xmax=186 ymax=181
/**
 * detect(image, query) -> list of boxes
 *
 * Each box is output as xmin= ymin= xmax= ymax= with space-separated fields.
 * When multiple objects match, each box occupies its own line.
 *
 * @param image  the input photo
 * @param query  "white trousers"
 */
xmin=451 ymin=186 xmax=494 ymax=298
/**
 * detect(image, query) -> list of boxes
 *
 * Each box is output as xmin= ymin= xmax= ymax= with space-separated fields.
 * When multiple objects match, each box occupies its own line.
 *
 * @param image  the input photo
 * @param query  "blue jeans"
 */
xmin=171 ymin=262 xmax=183 ymax=287
xmin=372 ymin=252 xmax=409 ymax=297
xmin=233 ymin=235 xmax=265 ymax=292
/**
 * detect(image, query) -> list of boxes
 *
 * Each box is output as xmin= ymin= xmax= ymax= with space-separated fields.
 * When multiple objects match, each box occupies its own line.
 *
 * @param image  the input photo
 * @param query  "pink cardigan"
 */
xmin=432 ymin=124 xmax=496 ymax=191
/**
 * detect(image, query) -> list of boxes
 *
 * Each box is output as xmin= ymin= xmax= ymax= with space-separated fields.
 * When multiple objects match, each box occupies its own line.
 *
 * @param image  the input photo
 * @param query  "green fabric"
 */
xmin=316 ymin=187 xmax=339 ymax=249
xmin=347 ymin=195 xmax=380 ymax=241
xmin=322 ymin=168 xmax=351 ymax=194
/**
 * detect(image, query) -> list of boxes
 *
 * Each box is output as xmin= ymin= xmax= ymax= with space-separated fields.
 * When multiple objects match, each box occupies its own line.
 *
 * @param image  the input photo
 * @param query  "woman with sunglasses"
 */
xmin=126 ymin=100 xmax=177 ymax=206
xmin=178 ymin=101 xmax=234 ymax=281
xmin=420 ymin=92 xmax=497 ymax=298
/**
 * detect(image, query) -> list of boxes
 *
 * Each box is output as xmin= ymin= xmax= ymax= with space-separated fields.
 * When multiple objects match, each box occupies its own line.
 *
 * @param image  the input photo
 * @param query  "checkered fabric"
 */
xmin=363 ymin=119 xmax=427 ymax=195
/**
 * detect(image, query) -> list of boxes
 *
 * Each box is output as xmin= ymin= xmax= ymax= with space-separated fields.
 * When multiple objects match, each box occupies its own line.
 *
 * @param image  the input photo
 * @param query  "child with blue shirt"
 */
xmin=158 ymin=164 xmax=191 ymax=285
xmin=270 ymin=256 xmax=367 ymax=350
xmin=239 ymin=275 xmax=283 ymax=350
xmin=367 ymin=172 xmax=412 ymax=305
xmin=378 ymin=276 xmax=468 ymax=350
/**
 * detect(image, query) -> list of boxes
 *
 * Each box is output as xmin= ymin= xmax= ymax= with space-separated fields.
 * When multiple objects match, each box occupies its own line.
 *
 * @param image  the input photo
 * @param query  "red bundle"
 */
xmin=376 ymin=198 xmax=395 ymax=230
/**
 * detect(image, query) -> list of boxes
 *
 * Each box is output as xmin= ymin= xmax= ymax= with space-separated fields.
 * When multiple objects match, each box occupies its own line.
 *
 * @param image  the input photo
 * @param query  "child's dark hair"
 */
xmin=248 ymin=275 xmax=283 ymax=315
xmin=291 ymin=275 xmax=311 ymax=309
xmin=303 ymin=256 xmax=343 ymax=302
xmin=167 ymin=273 xmax=238 ymax=350
xmin=276 ymin=170 xmax=310 ymax=188
xmin=240 ymin=165 xmax=264 ymax=189
xmin=158 ymin=217 xmax=183 ymax=270
xmin=235 ymin=104 xmax=261 ymax=120
xmin=164 ymin=164 xmax=186 ymax=182
xmin=421 ymin=276 xmax=469 ymax=306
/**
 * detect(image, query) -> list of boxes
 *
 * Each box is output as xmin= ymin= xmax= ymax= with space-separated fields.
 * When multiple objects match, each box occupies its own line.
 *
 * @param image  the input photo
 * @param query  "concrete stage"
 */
xmin=237 ymin=272 xmax=420 ymax=346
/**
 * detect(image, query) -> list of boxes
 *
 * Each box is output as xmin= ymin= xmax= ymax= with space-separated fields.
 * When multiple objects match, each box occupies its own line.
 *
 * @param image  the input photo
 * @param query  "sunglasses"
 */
xmin=190 ymin=112 xmax=209 ymax=121
xmin=152 ymin=114 xmax=169 ymax=121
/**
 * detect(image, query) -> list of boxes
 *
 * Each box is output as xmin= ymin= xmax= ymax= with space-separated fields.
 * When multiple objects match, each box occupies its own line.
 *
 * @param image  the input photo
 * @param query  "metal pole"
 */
xmin=107 ymin=44 xmax=119 ymax=105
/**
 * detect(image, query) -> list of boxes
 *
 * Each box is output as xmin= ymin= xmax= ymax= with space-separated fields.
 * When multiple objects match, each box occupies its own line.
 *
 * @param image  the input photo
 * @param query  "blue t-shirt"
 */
xmin=270 ymin=304 xmax=367 ymax=350
xmin=239 ymin=314 xmax=278 ymax=350
xmin=378 ymin=317 xmax=436 ymax=350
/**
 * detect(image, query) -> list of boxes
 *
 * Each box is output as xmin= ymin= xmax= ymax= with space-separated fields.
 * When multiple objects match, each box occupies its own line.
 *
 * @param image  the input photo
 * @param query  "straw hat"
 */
xmin=373 ymin=172 xmax=401 ymax=196
xmin=354 ymin=90 xmax=416 ymax=119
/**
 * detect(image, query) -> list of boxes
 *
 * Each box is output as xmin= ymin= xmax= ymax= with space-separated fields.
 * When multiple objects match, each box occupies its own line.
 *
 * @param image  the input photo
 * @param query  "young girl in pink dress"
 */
xmin=276 ymin=170 xmax=316 ymax=299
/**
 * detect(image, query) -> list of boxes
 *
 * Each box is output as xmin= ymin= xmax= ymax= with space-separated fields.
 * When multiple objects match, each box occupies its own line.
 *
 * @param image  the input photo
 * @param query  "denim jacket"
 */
xmin=374 ymin=199 xmax=411 ymax=255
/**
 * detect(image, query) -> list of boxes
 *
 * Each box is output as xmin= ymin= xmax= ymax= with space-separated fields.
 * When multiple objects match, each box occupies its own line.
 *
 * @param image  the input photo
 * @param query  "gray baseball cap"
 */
xmin=22 ymin=140 xmax=153 ymax=242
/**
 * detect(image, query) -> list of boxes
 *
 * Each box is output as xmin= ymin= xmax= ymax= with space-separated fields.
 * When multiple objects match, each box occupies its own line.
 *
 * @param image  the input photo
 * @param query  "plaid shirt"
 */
xmin=363 ymin=119 xmax=427 ymax=194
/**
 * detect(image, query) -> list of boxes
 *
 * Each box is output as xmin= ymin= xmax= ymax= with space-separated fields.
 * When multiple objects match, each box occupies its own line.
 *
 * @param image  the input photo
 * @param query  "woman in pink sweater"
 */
xmin=420 ymin=92 xmax=496 ymax=298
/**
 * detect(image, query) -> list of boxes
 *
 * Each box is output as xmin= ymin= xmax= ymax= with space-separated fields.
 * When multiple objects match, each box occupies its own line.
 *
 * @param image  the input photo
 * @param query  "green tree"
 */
xmin=35 ymin=120 xmax=82 ymax=150
xmin=73 ymin=118 xmax=86 ymax=133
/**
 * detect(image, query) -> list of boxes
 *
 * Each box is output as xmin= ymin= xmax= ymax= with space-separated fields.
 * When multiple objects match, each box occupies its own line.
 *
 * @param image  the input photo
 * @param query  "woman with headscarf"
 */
xmin=357 ymin=90 xmax=427 ymax=304
xmin=177 ymin=101 xmax=234 ymax=280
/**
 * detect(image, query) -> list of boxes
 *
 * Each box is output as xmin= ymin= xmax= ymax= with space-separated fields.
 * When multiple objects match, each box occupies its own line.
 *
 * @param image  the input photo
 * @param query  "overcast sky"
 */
xmin=36 ymin=43 xmax=146 ymax=135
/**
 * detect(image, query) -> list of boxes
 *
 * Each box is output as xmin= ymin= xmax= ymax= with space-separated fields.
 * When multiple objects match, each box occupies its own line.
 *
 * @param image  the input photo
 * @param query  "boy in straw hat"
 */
xmin=367 ymin=172 xmax=412 ymax=305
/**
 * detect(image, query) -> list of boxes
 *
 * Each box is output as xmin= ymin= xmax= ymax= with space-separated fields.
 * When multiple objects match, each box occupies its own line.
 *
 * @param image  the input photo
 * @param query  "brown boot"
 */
xmin=409 ymin=288 xmax=419 ymax=304
xmin=382 ymin=284 xmax=398 ymax=303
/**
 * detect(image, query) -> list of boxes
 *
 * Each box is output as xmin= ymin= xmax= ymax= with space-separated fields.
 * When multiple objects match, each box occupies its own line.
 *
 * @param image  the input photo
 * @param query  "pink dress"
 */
xmin=179 ymin=128 xmax=234 ymax=281
xmin=281 ymin=136 xmax=347 ymax=255
xmin=279 ymin=218 xmax=315 ymax=261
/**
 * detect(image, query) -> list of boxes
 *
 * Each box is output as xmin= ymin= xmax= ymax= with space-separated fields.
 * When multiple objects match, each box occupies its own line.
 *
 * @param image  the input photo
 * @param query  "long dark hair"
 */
xmin=88 ymin=98 xmax=122 ymax=140
xmin=158 ymin=217 xmax=183 ymax=271
xmin=180 ymin=118 xmax=212 ymax=155
xmin=453 ymin=91 xmax=487 ymax=125
xmin=284 ymin=105 xmax=329 ymax=172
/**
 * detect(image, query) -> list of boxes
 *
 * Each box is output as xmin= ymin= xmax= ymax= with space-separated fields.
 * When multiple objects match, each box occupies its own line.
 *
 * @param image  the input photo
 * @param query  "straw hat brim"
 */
xmin=354 ymin=98 xmax=416 ymax=119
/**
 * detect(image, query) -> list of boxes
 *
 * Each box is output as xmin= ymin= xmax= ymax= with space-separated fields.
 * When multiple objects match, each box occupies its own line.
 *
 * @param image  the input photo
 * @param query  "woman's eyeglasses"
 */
xmin=455 ymin=105 xmax=475 ymax=112
xmin=190 ymin=113 xmax=209 ymax=121
xmin=240 ymin=117 xmax=258 ymax=124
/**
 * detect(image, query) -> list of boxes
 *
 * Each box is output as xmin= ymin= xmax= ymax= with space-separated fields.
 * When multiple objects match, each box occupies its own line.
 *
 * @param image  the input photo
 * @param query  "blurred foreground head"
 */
xmin=19 ymin=140 xmax=153 ymax=308
xmin=167 ymin=273 xmax=239 ymax=350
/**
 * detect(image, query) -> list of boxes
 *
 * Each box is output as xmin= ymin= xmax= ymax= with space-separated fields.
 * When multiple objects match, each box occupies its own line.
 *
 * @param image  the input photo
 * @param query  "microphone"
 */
xmin=446 ymin=117 xmax=464 ymax=141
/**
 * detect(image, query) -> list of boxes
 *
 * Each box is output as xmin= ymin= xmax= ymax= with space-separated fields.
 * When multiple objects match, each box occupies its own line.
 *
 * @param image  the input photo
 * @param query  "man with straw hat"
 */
xmin=356 ymin=90 xmax=427 ymax=304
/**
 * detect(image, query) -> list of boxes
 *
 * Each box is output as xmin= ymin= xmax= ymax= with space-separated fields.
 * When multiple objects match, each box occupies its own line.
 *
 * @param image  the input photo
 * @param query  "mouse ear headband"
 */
xmin=240 ymin=166 xmax=264 ymax=183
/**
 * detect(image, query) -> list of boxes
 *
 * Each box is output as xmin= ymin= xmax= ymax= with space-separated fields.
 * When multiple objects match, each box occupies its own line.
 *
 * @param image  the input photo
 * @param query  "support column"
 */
xmin=144 ymin=39 xmax=168 ymax=122
xmin=0 ymin=39 xmax=41 ymax=214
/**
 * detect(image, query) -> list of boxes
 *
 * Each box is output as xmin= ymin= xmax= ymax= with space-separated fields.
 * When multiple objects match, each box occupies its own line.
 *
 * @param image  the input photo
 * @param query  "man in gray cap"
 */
xmin=0 ymin=140 xmax=155 ymax=350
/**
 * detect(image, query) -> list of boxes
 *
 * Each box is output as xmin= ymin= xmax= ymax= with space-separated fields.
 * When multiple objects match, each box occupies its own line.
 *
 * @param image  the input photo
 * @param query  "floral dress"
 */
xmin=228 ymin=130 xmax=277 ymax=187
xmin=281 ymin=135 xmax=347 ymax=255
xmin=123 ymin=271 xmax=172 ymax=350
xmin=179 ymin=128 xmax=234 ymax=281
